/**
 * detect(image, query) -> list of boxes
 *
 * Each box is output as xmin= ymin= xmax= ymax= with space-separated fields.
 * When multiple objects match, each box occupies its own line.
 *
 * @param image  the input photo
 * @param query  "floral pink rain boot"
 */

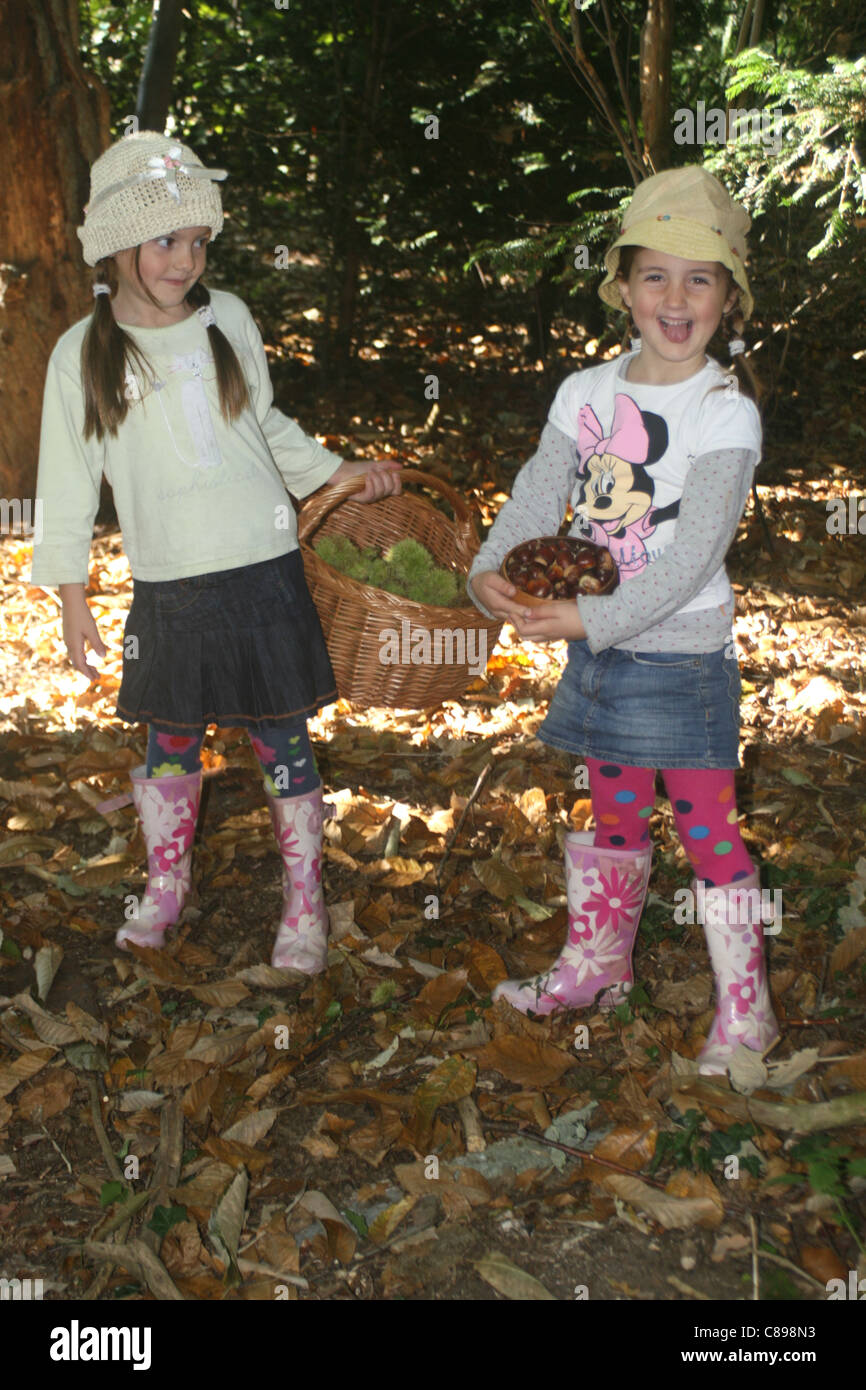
xmin=696 ymin=872 xmax=780 ymax=1075
xmin=266 ymin=784 xmax=329 ymax=974
xmin=492 ymin=831 xmax=652 ymax=1017
xmin=115 ymin=766 xmax=202 ymax=950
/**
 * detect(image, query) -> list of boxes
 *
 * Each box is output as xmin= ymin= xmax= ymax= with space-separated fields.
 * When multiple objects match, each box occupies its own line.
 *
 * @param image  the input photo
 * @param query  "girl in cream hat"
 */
xmin=469 ymin=166 xmax=779 ymax=1077
xmin=32 ymin=131 xmax=401 ymax=970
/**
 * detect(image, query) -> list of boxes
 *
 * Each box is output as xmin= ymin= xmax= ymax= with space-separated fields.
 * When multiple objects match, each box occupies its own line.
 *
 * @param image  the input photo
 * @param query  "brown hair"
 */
xmin=615 ymin=244 xmax=761 ymax=404
xmin=81 ymin=251 xmax=250 ymax=441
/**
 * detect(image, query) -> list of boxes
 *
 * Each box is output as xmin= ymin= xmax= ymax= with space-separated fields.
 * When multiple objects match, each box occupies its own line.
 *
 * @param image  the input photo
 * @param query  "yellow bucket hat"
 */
xmin=598 ymin=166 xmax=753 ymax=320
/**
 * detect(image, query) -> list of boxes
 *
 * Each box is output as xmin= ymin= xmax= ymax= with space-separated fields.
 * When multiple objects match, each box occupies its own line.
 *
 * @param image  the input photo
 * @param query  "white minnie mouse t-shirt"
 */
xmin=547 ymin=351 xmax=762 ymax=614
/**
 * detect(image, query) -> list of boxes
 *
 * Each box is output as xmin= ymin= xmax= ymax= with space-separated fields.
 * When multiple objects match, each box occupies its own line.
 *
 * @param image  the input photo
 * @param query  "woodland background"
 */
xmin=0 ymin=0 xmax=864 ymax=1311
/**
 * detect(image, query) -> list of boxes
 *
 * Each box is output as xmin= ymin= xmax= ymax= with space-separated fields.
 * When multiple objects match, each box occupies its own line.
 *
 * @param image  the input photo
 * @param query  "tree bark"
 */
xmin=0 ymin=0 xmax=109 ymax=501
xmin=639 ymin=0 xmax=674 ymax=172
xmin=136 ymin=0 xmax=183 ymax=133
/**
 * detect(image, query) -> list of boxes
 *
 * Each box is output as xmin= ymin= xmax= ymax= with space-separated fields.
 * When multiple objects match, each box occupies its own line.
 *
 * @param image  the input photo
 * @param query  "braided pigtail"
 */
xmin=716 ymin=301 xmax=761 ymax=403
xmin=81 ymin=259 xmax=154 ymax=441
xmin=185 ymin=281 xmax=250 ymax=421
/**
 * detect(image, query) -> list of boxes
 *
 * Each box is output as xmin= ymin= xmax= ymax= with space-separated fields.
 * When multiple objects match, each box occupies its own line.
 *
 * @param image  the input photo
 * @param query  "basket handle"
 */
xmin=297 ymin=467 xmax=479 ymax=564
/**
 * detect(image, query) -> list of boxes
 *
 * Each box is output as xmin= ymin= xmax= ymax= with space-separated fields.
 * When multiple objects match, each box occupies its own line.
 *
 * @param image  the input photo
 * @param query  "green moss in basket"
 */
xmin=313 ymin=535 xmax=463 ymax=605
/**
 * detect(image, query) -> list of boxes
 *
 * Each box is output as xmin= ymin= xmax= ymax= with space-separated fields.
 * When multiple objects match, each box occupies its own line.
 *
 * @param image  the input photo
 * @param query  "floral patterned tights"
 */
xmin=146 ymin=722 xmax=318 ymax=799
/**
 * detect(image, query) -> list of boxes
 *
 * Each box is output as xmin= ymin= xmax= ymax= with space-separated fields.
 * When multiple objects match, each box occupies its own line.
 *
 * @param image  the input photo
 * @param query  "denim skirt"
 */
xmin=538 ymin=640 xmax=741 ymax=769
xmin=116 ymin=550 xmax=337 ymax=734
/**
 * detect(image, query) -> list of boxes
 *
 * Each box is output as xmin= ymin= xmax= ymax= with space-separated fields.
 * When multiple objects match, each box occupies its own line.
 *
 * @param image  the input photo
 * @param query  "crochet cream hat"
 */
xmin=598 ymin=166 xmax=753 ymax=320
xmin=78 ymin=131 xmax=227 ymax=266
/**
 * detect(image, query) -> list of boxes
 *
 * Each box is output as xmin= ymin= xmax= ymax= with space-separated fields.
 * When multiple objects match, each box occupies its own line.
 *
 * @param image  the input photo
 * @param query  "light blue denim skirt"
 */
xmin=538 ymin=641 xmax=741 ymax=769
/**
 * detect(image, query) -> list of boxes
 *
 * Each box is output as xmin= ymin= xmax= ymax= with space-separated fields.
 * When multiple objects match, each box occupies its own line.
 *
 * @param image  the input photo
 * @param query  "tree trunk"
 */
xmin=326 ymin=0 xmax=394 ymax=370
xmin=136 ymin=0 xmax=183 ymax=133
xmin=0 ymin=0 xmax=109 ymax=502
xmin=640 ymin=0 xmax=674 ymax=172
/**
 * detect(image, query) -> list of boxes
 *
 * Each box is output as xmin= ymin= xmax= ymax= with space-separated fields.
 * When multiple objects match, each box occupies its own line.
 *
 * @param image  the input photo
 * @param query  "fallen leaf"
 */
xmin=474 ymin=1251 xmax=557 ymax=1300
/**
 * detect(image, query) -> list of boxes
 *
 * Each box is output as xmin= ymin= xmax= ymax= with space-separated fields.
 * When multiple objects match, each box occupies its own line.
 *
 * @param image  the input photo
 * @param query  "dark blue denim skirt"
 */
xmin=116 ymin=549 xmax=337 ymax=734
xmin=538 ymin=640 xmax=741 ymax=769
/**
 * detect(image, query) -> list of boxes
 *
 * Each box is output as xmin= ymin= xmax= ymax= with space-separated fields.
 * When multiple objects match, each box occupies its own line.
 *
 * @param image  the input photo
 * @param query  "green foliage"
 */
xmin=768 ymin=1135 xmax=866 ymax=1248
xmin=314 ymin=535 xmax=463 ymax=605
xmin=648 ymin=1110 xmax=762 ymax=1178
xmin=707 ymin=51 xmax=866 ymax=260
xmin=146 ymin=1204 xmax=188 ymax=1238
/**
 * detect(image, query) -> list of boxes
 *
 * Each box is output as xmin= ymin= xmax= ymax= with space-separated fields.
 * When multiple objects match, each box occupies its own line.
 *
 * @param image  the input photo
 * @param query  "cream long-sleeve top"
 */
xmin=30 ymin=289 xmax=343 ymax=586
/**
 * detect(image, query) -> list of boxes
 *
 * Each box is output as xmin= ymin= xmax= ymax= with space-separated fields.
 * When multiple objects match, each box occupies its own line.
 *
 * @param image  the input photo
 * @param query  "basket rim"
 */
xmin=302 ymin=546 xmax=499 ymax=626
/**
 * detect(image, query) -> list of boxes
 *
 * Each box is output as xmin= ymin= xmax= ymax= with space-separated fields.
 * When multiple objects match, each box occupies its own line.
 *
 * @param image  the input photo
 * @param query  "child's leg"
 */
xmin=660 ymin=768 xmax=753 ymax=885
xmin=117 ymin=727 xmax=204 ymax=951
xmin=661 ymin=767 xmax=777 ymax=1074
xmin=586 ymin=758 xmax=656 ymax=849
xmin=493 ymin=758 xmax=654 ymax=1016
xmin=254 ymin=720 xmax=327 ymax=974
xmin=146 ymin=728 xmax=204 ymax=777
xmin=248 ymin=722 xmax=320 ymax=798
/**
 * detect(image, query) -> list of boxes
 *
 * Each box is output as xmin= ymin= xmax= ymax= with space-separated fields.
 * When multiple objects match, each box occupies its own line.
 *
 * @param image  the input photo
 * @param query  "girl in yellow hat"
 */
xmin=469 ymin=166 xmax=780 ymax=1076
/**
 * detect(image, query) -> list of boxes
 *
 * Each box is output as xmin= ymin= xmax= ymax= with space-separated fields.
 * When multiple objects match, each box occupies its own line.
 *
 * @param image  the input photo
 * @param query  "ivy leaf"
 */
xmin=147 ymin=1204 xmax=188 ymax=1238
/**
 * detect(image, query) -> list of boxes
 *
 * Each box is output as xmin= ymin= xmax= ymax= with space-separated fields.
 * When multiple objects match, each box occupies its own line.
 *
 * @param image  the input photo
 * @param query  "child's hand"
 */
xmin=61 ymin=593 xmax=107 ymax=681
xmin=510 ymin=599 xmax=587 ymax=643
xmin=329 ymin=458 xmax=403 ymax=502
xmin=469 ymin=570 xmax=536 ymax=620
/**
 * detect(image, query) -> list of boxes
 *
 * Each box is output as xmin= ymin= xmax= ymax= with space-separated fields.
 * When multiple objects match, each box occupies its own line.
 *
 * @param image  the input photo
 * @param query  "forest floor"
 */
xmin=1 ymin=314 xmax=865 ymax=1308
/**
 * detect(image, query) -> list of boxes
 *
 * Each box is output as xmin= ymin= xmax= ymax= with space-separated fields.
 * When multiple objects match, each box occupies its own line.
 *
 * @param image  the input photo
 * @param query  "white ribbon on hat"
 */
xmin=85 ymin=145 xmax=227 ymax=214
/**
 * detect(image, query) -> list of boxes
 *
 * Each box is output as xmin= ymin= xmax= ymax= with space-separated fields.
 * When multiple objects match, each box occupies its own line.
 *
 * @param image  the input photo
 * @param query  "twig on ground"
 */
xmin=436 ymin=760 xmax=493 ymax=889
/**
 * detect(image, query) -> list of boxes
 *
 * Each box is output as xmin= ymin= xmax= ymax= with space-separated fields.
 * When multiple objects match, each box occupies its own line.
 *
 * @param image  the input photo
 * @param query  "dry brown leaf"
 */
xmin=10 ymin=993 xmax=79 ymax=1047
xmin=300 ymin=1132 xmax=340 ymax=1160
xmin=367 ymin=1195 xmax=417 ymax=1245
xmin=245 ymin=1063 xmax=295 ymax=1104
xmin=475 ymin=1250 xmax=557 ymax=1300
xmin=187 ymin=979 xmax=251 ymax=1008
xmin=464 ymin=939 xmax=507 ymax=993
xmin=829 ymin=926 xmax=866 ymax=976
xmin=149 ymin=1050 xmax=210 ymax=1087
xmin=128 ymin=945 xmax=189 ymax=986
xmin=64 ymin=1001 xmax=108 ymax=1047
xmin=168 ymin=1160 xmax=235 ymax=1208
xmin=825 ymin=1051 xmax=866 ymax=1090
xmin=410 ymin=968 xmax=468 ymax=1021
xmin=18 ymin=1069 xmax=77 ymax=1122
xmin=0 ymin=1047 xmax=56 ymax=1100
xmin=346 ymin=1110 xmax=403 ymax=1167
xmin=604 ymin=1172 xmax=723 ymax=1230
xmin=408 ymin=1056 xmax=477 ymax=1151
xmin=473 ymin=854 xmax=526 ymax=902
xmin=160 ymin=1220 xmax=213 ymax=1279
xmin=474 ymin=1035 xmax=573 ymax=1087
xmin=221 ymin=1107 xmax=278 ymax=1147
xmin=185 ymin=1027 xmax=255 ymax=1066
xmin=799 ymin=1246 xmax=848 ymax=1284
xmin=395 ymin=1159 xmax=493 ymax=1217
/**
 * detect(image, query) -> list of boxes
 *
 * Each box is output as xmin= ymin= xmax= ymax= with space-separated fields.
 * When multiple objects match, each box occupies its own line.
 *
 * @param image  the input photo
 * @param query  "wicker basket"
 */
xmin=298 ymin=468 xmax=503 ymax=708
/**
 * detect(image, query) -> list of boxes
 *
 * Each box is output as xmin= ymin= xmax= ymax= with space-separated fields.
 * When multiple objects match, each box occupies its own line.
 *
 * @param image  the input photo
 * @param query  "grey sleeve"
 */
xmin=578 ymin=447 xmax=757 ymax=653
xmin=467 ymin=422 xmax=578 ymax=617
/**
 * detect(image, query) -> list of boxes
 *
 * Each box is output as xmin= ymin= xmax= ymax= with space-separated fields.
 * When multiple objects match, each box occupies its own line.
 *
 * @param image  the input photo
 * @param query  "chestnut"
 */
xmin=578 ymin=574 xmax=603 ymax=593
xmin=525 ymin=576 xmax=553 ymax=597
xmin=597 ymin=550 xmax=615 ymax=575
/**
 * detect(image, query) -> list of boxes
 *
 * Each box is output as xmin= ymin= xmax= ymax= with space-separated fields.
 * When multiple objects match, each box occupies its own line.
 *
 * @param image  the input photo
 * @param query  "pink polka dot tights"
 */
xmin=584 ymin=759 xmax=754 ymax=887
